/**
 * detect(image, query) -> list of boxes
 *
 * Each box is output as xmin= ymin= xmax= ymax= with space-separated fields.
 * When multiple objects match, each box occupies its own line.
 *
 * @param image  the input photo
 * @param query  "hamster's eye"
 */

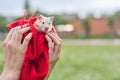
xmin=42 ymin=22 xmax=44 ymax=24
xmin=49 ymin=23 xmax=51 ymax=25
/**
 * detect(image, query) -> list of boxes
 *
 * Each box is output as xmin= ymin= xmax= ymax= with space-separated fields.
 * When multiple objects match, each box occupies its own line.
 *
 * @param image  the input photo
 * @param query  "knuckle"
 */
xmin=19 ymin=48 xmax=25 ymax=54
xmin=57 ymin=42 xmax=62 ymax=46
xmin=57 ymin=55 xmax=60 ymax=60
xmin=54 ymin=56 xmax=60 ymax=62
xmin=7 ymin=42 xmax=12 ymax=48
xmin=60 ymin=40 xmax=62 ymax=44
xmin=3 ymin=41 xmax=7 ymax=46
xmin=18 ymin=30 xmax=22 ymax=35
xmin=58 ymin=43 xmax=61 ymax=46
xmin=50 ymin=47 xmax=54 ymax=50
xmin=11 ymin=28 xmax=16 ymax=30
xmin=10 ymin=28 xmax=15 ymax=32
xmin=25 ymin=37 xmax=30 ymax=41
xmin=13 ymin=26 xmax=21 ymax=30
xmin=14 ymin=46 xmax=18 ymax=51
xmin=60 ymin=39 xmax=62 ymax=42
xmin=12 ymin=27 xmax=18 ymax=31
xmin=23 ymin=24 xmax=27 ymax=27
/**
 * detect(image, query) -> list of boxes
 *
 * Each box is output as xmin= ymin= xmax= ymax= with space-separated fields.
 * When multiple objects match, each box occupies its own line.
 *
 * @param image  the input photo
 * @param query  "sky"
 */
xmin=0 ymin=0 xmax=120 ymax=18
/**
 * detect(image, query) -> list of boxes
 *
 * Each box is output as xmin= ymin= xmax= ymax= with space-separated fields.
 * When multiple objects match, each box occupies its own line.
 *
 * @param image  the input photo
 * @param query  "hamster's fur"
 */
xmin=34 ymin=14 xmax=54 ymax=32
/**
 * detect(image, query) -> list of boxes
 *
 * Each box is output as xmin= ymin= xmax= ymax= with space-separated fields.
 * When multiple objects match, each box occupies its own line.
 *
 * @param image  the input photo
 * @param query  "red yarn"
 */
xmin=7 ymin=12 xmax=53 ymax=80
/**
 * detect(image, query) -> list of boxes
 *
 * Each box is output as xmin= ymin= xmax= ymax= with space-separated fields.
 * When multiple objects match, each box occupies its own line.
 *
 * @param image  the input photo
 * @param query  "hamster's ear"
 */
xmin=36 ymin=14 xmax=43 ymax=20
xmin=49 ymin=16 xmax=54 ymax=22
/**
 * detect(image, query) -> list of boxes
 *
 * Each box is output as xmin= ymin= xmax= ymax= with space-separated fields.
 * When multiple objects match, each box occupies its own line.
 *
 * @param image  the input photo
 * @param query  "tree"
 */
xmin=108 ymin=16 xmax=115 ymax=37
xmin=24 ymin=0 xmax=31 ymax=13
xmin=108 ymin=11 xmax=120 ymax=37
xmin=0 ymin=16 xmax=8 ymax=32
xmin=51 ymin=14 xmax=68 ymax=26
xmin=82 ymin=18 xmax=90 ymax=38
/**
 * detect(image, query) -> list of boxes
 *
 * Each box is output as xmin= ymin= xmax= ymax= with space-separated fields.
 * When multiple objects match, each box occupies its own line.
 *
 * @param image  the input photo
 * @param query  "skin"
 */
xmin=45 ymin=31 xmax=62 ymax=80
xmin=0 ymin=25 xmax=62 ymax=80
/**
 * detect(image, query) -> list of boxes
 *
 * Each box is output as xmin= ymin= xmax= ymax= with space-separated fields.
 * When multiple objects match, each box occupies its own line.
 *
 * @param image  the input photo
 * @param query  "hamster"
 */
xmin=34 ymin=14 xmax=54 ymax=32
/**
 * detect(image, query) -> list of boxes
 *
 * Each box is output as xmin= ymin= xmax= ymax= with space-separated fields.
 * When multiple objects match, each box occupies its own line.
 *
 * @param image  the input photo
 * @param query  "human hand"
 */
xmin=0 ymin=26 xmax=32 ymax=80
xmin=45 ymin=31 xmax=62 ymax=80
xmin=46 ymin=32 xmax=62 ymax=64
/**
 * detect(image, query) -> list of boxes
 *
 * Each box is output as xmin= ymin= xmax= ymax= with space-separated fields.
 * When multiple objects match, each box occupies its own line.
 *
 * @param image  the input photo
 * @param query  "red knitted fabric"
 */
xmin=7 ymin=13 xmax=54 ymax=80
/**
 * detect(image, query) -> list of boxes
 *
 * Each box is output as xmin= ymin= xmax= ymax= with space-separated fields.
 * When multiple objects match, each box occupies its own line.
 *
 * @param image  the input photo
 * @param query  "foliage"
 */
xmin=13 ymin=11 xmax=68 ymax=27
xmin=50 ymin=14 xmax=68 ymax=26
xmin=14 ymin=13 xmax=33 ymax=21
xmin=82 ymin=18 xmax=90 ymax=38
xmin=108 ymin=16 xmax=114 ymax=28
xmin=0 ymin=16 xmax=8 ymax=32
xmin=75 ymin=34 xmax=113 ymax=39
xmin=108 ymin=11 xmax=120 ymax=28
xmin=24 ymin=0 xmax=30 ymax=12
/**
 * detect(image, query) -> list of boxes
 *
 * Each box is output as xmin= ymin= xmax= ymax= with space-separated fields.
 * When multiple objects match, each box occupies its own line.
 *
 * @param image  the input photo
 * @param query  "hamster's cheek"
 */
xmin=34 ymin=26 xmax=46 ymax=33
xmin=41 ymin=27 xmax=45 ymax=32
xmin=36 ymin=27 xmax=45 ymax=32
xmin=47 ymin=26 xmax=52 ymax=32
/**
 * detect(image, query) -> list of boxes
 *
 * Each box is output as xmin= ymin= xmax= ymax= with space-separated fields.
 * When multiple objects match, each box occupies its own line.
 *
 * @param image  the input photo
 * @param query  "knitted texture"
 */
xmin=7 ymin=12 xmax=52 ymax=80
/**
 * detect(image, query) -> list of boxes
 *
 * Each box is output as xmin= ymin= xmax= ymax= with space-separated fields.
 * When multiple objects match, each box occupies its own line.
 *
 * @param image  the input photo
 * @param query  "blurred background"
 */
xmin=1 ymin=0 xmax=120 ymax=80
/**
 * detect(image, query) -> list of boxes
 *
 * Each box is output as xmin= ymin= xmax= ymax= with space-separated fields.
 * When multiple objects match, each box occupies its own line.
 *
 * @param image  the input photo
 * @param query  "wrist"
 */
xmin=45 ymin=63 xmax=56 ymax=79
xmin=0 ymin=69 xmax=20 ymax=80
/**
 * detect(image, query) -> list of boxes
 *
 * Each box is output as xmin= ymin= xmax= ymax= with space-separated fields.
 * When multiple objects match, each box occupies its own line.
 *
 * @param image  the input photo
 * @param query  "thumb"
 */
xmin=22 ymin=33 xmax=32 ymax=52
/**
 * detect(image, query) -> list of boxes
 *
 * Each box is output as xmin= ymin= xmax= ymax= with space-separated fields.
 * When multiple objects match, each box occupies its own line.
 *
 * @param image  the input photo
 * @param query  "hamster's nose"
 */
xmin=45 ymin=27 xmax=49 ymax=31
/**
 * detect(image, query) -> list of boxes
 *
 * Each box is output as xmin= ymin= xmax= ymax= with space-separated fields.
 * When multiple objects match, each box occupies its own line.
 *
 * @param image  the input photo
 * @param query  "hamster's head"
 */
xmin=35 ymin=14 xmax=54 ymax=32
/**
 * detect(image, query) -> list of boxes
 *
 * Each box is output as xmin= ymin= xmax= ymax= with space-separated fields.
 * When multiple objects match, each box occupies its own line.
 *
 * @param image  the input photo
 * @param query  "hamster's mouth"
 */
xmin=38 ymin=28 xmax=48 ymax=33
xmin=45 ymin=28 xmax=49 ymax=32
xmin=35 ymin=26 xmax=49 ymax=33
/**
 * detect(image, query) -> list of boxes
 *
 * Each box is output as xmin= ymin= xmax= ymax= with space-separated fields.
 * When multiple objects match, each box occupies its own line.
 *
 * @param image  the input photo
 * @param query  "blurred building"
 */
xmin=56 ymin=14 xmax=82 ymax=38
xmin=56 ymin=24 xmax=75 ymax=38
xmin=56 ymin=15 xmax=120 ymax=38
xmin=113 ymin=17 xmax=120 ymax=36
xmin=62 ymin=13 xmax=79 ymax=21
xmin=89 ymin=17 xmax=110 ymax=36
xmin=69 ymin=18 xmax=84 ymax=35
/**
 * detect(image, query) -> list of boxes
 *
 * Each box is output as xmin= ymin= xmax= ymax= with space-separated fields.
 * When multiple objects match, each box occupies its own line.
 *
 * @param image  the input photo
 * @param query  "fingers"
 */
xmin=54 ymin=44 xmax=61 ymax=57
xmin=16 ymin=27 xmax=31 ymax=43
xmin=52 ymin=27 xmax=61 ymax=42
xmin=4 ymin=26 xmax=21 ymax=43
xmin=46 ymin=32 xmax=62 ymax=63
xmin=47 ymin=32 xmax=62 ymax=46
xmin=22 ymin=24 xmax=28 ymax=28
xmin=45 ymin=35 xmax=53 ymax=48
xmin=18 ymin=27 xmax=30 ymax=34
xmin=4 ymin=25 xmax=30 ymax=44
xmin=52 ymin=27 xmax=57 ymax=34
xmin=45 ymin=35 xmax=54 ymax=54
xmin=50 ymin=32 xmax=62 ymax=42
xmin=4 ymin=25 xmax=32 ymax=53
xmin=22 ymin=33 xmax=32 ymax=52
xmin=10 ymin=27 xmax=31 ymax=44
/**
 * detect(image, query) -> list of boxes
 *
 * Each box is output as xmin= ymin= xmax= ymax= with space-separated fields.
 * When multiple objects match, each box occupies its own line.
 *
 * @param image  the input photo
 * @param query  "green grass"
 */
xmin=0 ymin=41 xmax=4 ymax=73
xmin=0 ymin=41 xmax=120 ymax=80
xmin=49 ymin=45 xmax=120 ymax=80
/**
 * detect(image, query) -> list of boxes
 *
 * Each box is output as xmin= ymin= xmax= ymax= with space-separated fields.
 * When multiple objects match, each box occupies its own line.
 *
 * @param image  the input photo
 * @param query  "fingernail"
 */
xmin=27 ymin=27 xmax=31 ymax=29
xmin=29 ymin=33 xmax=32 ymax=37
